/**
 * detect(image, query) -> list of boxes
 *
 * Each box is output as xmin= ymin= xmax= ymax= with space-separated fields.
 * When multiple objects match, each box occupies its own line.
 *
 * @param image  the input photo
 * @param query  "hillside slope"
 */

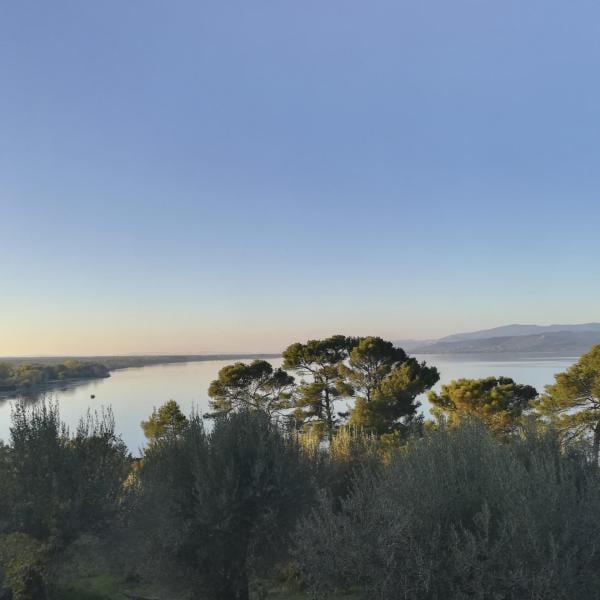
xmin=413 ymin=330 xmax=600 ymax=355
xmin=439 ymin=323 xmax=600 ymax=343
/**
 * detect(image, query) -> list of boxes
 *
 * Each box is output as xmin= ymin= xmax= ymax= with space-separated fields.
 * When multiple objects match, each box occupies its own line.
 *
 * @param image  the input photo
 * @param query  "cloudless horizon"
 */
xmin=2 ymin=1 xmax=600 ymax=355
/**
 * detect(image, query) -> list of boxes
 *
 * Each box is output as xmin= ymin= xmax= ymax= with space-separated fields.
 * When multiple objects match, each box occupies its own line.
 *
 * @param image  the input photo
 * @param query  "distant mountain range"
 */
xmin=396 ymin=323 xmax=600 ymax=355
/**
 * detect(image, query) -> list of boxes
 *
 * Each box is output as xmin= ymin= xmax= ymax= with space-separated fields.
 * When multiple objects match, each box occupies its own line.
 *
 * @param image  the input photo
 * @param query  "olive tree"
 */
xmin=132 ymin=410 xmax=314 ymax=600
xmin=8 ymin=400 xmax=129 ymax=541
xmin=295 ymin=422 xmax=600 ymax=598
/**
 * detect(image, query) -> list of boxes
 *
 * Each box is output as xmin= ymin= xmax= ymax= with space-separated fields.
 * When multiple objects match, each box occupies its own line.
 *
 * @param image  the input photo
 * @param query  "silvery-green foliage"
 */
xmin=7 ymin=400 xmax=128 ymax=541
xmin=296 ymin=422 xmax=600 ymax=599
xmin=132 ymin=410 xmax=315 ymax=600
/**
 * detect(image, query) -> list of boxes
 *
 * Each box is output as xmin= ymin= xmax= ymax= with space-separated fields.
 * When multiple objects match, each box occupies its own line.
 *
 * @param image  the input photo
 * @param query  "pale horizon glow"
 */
xmin=2 ymin=1 xmax=600 ymax=356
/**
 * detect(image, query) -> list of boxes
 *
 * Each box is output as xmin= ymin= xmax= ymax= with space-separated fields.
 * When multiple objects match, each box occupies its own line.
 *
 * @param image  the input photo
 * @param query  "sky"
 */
xmin=1 ymin=0 xmax=600 ymax=355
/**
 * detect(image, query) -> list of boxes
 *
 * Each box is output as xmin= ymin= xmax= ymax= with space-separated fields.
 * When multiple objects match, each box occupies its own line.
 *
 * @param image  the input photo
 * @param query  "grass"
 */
xmin=51 ymin=535 xmax=357 ymax=600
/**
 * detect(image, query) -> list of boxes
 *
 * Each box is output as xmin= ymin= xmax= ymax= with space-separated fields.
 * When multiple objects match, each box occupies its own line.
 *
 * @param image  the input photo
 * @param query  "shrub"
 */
xmin=8 ymin=401 xmax=129 ymax=542
xmin=130 ymin=410 xmax=315 ymax=600
xmin=295 ymin=422 xmax=600 ymax=599
xmin=0 ymin=533 xmax=48 ymax=600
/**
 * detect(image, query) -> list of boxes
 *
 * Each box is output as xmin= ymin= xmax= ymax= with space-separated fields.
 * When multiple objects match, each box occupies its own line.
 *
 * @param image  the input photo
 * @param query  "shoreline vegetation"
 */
xmin=0 ymin=354 xmax=281 ymax=398
xmin=2 ymin=337 xmax=600 ymax=598
xmin=0 ymin=360 xmax=111 ymax=396
xmin=0 ymin=353 xmax=281 ymax=370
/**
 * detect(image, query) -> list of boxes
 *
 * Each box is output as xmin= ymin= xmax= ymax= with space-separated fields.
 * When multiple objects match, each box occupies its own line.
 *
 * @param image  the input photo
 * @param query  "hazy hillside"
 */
xmin=390 ymin=339 xmax=435 ymax=352
xmin=413 ymin=330 xmax=600 ymax=355
xmin=438 ymin=323 xmax=600 ymax=343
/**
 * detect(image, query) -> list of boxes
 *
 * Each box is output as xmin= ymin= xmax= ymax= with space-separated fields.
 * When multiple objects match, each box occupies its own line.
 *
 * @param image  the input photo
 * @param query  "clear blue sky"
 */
xmin=1 ymin=1 xmax=599 ymax=355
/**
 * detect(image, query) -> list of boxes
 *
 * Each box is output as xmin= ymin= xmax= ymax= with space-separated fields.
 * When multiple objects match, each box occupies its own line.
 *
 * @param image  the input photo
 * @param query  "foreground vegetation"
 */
xmin=1 ymin=338 xmax=600 ymax=599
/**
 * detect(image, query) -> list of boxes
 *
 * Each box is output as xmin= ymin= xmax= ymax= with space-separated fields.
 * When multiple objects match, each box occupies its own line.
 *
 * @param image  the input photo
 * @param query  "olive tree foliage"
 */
xmin=0 ymin=533 xmax=47 ymax=600
xmin=535 ymin=344 xmax=600 ymax=463
xmin=4 ymin=400 xmax=129 ymax=542
xmin=429 ymin=377 xmax=538 ymax=435
xmin=0 ymin=443 xmax=12 ymax=531
xmin=324 ymin=427 xmax=384 ymax=508
xmin=283 ymin=335 xmax=357 ymax=437
xmin=206 ymin=360 xmax=295 ymax=418
xmin=141 ymin=399 xmax=188 ymax=442
xmin=344 ymin=337 xmax=439 ymax=435
xmin=129 ymin=410 xmax=314 ymax=600
xmin=295 ymin=422 xmax=600 ymax=599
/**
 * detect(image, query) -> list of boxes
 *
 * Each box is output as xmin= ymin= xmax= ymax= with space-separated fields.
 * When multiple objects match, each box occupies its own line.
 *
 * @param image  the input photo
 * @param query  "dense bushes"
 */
xmin=0 ymin=402 xmax=129 ymax=599
xmin=127 ymin=410 xmax=314 ymax=600
xmin=0 ymin=533 xmax=47 ymax=600
xmin=4 ymin=402 xmax=600 ymax=599
xmin=5 ymin=402 xmax=129 ymax=542
xmin=295 ymin=422 xmax=600 ymax=599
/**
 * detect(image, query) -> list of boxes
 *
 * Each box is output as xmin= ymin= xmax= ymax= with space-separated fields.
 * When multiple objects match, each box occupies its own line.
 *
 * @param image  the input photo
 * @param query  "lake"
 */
xmin=0 ymin=354 xmax=577 ymax=453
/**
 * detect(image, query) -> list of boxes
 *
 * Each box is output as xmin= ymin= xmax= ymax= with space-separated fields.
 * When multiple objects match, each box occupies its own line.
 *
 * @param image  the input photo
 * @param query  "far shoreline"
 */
xmin=0 ymin=354 xmax=283 ymax=401
xmin=0 ymin=353 xmax=282 ymax=371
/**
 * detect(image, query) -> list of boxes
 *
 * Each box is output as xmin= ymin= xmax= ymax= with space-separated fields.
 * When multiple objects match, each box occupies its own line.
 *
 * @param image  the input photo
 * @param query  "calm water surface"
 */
xmin=0 ymin=354 xmax=577 ymax=453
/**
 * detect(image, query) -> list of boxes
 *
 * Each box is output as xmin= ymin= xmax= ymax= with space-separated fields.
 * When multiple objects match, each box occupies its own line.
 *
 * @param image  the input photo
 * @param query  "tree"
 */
xmin=67 ymin=409 xmax=130 ymax=534
xmin=11 ymin=365 xmax=49 ymax=390
xmin=0 ymin=363 xmax=14 ymax=386
xmin=0 ymin=533 xmax=48 ymax=600
xmin=0 ymin=442 xmax=14 ymax=528
xmin=282 ymin=335 xmax=357 ymax=438
xmin=206 ymin=360 xmax=294 ymax=419
xmin=344 ymin=337 xmax=439 ymax=435
xmin=343 ymin=337 xmax=408 ymax=403
xmin=535 ymin=344 xmax=600 ymax=463
xmin=141 ymin=400 xmax=188 ymax=443
xmin=9 ymin=401 xmax=128 ymax=541
xmin=429 ymin=376 xmax=538 ymax=435
xmin=9 ymin=401 xmax=70 ymax=539
xmin=133 ymin=410 xmax=313 ymax=600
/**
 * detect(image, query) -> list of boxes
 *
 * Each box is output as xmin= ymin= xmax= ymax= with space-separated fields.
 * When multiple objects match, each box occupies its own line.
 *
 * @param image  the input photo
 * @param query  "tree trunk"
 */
xmin=324 ymin=386 xmax=333 ymax=440
xmin=220 ymin=560 xmax=249 ymax=600
xmin=593 ymin=421 xmax=600 ymax=467
xmin=236 ymin=571 xmax=249 ymax=600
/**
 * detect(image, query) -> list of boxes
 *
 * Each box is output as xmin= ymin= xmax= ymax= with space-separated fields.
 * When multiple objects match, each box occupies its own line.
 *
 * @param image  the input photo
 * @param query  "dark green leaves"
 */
xmin=206 ymin=360 xmax=295 ymax=418
xmin=429 ymin=376 xmax=538 ymax=434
